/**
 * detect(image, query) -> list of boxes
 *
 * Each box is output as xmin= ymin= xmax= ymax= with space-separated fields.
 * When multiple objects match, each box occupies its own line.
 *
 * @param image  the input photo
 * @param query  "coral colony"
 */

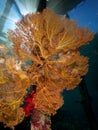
xmin=0 ymin=9 xmax=93 ymax=129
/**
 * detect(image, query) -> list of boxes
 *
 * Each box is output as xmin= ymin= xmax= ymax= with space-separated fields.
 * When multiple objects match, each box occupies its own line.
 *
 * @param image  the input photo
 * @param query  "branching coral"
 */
xmin=8 ymin=9 xmax=93 ymax=115
xmin=0 ymin=9 xmax=94 ymax=129
xmin=0 ymin=44 xmax=30 ymax=129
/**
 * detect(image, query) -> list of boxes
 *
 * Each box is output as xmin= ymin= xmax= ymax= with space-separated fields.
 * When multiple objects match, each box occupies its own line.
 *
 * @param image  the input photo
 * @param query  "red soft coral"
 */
xmin=23 ymin=90 xmax=36 ymax=117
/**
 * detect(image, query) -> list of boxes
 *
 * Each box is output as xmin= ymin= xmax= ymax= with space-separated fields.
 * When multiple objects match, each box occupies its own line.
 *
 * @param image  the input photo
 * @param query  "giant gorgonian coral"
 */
xmin=0 ymin=52 xmax=30 ymax=129
xmin=0 ymin=9 xmax=94 ymax=129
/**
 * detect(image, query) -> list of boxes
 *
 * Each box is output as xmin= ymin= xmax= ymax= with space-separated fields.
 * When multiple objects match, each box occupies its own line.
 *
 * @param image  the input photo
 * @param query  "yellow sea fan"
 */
xmin=0 ymin=71 xmax=9 ymax=85
xmin=0 ymin=74 xmax=30 ymax=129
xmin=8 ymin=9 xmax=94 ymax=115
xmin=33 ymin=86 xmax=64 ymax=115
xmin=0 ymin=56 xmax=30 ymax=129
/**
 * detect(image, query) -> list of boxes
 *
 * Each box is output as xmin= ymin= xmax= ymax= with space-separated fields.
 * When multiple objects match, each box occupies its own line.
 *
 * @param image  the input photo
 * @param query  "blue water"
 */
xmin=68 ymin=0 xmax=98 ymax=34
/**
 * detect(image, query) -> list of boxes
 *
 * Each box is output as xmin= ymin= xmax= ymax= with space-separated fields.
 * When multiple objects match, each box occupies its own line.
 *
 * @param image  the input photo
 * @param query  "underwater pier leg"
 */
xmin=37 ymin=0 xmax=46 ymax=12
xmin=79 ymin=77 xmax=97 ymax=130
